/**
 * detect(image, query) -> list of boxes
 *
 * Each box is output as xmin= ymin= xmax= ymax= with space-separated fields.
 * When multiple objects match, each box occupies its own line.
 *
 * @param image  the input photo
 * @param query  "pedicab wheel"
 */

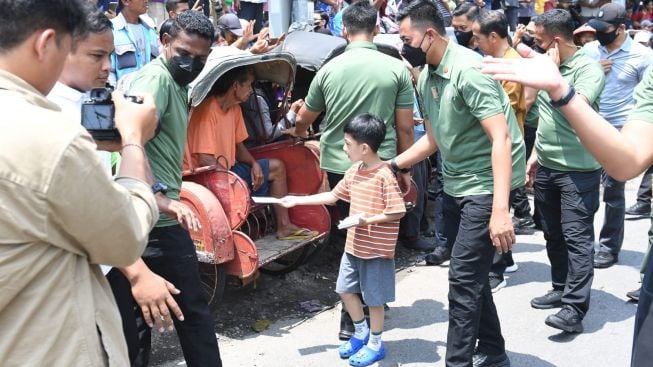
xmin=258 ymin=246 xmax=312 ymax=275
xmin=198 ymin=263 xmax=227 ymax=308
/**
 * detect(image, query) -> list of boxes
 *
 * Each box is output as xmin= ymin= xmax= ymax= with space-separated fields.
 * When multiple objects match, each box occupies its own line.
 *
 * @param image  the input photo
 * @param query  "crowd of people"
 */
xmin=1 ymin=0 xmax=653 ymax=367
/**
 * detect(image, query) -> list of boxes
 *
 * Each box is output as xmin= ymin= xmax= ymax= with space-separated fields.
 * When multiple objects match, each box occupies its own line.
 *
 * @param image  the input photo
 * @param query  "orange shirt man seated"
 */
xmin=184 ymin=65 xmax=315 ymax=240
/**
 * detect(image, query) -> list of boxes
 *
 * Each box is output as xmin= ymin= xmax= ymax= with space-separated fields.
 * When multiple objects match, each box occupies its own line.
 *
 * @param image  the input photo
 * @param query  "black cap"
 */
xmin=588 ymin=3 xmax=627 ymax=32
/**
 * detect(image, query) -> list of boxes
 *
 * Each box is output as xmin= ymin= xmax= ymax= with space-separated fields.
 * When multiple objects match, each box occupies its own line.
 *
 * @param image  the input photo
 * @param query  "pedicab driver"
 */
xmin=184 ymin=65 xmax=317 ymax=241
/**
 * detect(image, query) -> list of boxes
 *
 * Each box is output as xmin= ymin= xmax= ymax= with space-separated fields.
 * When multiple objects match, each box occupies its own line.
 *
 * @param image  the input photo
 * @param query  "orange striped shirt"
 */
xmin=332 ymin=163 xmax=406 ymax=259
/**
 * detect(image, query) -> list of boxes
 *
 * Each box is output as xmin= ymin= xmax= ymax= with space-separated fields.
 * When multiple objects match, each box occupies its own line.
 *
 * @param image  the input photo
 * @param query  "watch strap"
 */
xmin=550 ymin=85 xmax=576 ymax=108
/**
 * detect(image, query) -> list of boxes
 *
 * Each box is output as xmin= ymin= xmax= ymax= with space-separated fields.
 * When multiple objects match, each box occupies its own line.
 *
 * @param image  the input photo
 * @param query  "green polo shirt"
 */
xmin=417 ymin=41 xmax=526 ymax=197
xmin=534 ymin=49 xmax=605 ymax=172
xmin=630 ymin=67 xmax=653 ymax=123
xmin=129 ymin=57 xmax=189 ymax=227
xmin=304 ymin=41 xmax=414 ymax=174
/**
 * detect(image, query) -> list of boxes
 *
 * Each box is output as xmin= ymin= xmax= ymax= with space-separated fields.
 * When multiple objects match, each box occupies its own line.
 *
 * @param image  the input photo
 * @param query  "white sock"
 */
xmin=353 ymin=319 xmax=369 ymax=340
xmin=367 ymin=332 xmax=383 ymax=351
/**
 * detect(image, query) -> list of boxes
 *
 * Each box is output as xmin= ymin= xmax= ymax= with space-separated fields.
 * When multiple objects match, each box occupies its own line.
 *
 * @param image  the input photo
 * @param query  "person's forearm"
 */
xmin=293 ymin=192 xmax=339 ymax=206
xmin=491 ymin=135 xmax=512 ymax=214
xmin=363 ymin=212 xmax=405 ymax=225
xmin=294 ymin=106 xmax=318 ymax=134
xmin=551 ymin=83 xmax=653 ymax=180
xmin=394 ymin=134 xmax=437 ymax=169
xmin=118 ymin=141 xmax=154 ymax=185
xmin=395 ymin=109 xmax=415 ymax=154
xmin=119 ymin=258 xmax=150 ymax=284
xmin=232 ymin=37 xmax=249 ymax=50
xmin=235 ymin=143 xmax=257 ymax=166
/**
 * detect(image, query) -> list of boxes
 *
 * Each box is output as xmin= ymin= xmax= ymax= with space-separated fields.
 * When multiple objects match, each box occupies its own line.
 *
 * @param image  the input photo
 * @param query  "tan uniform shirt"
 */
xmin=502 ymin=47 xmax=528 ymax=135
xmin=0 ymin=70 xmax=158 ymax=366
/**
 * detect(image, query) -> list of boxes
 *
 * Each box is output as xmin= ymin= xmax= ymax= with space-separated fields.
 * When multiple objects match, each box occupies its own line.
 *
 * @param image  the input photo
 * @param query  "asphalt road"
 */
xmin=155 ymin=179 xmax=649 ymax=367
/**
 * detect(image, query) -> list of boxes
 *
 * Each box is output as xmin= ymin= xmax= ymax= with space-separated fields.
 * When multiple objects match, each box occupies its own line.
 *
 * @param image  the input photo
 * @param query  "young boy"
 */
xmin=280 ymin=113 xmax=406 ymax=366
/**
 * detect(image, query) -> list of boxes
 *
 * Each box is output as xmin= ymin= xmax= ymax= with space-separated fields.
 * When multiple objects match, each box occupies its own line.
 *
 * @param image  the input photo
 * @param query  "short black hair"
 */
xmin=343 ymin=113 xmax=386 ymax=153
xmin=534 ymin=9 xmax=574 ymax=41
xmin=73 ymin=6 xmax=112 ymax=43
xmin=342 ymin=1 xmax=378 ymax=35
xmin=168 ymin=9 xmax=215 ymax=43
xmin=166 ymin=0 xmax=189 ymax=12
xmin=210 ymin=65 xmax=255 ymax=96
xmin=476 ymin=10 xmax=509 ymax=39
xmin=0 ymin=0 xmax=89 ymax=52
xmin=159 ymin=18 xmax=176 ymax=43
xmin=316 ymin=10 xmax=329 ymax=24
xmin=452 ymin=3 xmax=481 ymax=21
xmin=397 ymin=0 xmax=446 ymax=36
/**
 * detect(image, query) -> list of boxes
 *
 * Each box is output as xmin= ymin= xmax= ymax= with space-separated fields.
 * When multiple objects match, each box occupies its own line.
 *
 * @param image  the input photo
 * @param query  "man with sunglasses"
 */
xmin=526 ymin=9 xmax=605 ymax=334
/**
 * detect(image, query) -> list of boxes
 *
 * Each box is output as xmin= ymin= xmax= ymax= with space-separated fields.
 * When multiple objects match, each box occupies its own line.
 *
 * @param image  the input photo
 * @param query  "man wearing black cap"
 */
xmin=583 ymin=3 xmax=653 ymax=271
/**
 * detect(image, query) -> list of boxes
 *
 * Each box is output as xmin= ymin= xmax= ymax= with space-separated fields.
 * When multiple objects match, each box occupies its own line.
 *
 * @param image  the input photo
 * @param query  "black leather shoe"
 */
xmin=338 ymin=312 xmax=354 ymax=341
xmin=626 ymin=202 xmax=651 ymax=217
xmin=545 ymin=306 xmax=583 ymax=333
xmin=401 ymin=236 xmax=436 ymax=252
xmin=424 ymin=246 xmax=450 ymax=266
xmin=513 ymin=215 xmax=536 ymax=235
xmin=531 ymin=289 xmax=563 ymax=309
xmin=593 ymin=251 xmax=618 ymax=269
xmin=473 ymin=351 xmax=511 ymax=367
xmin=627 ymin=288 xmax=641 ymax=303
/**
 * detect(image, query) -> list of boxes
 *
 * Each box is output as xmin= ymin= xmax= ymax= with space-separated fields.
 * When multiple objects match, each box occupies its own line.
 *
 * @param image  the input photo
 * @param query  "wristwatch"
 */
xmin=390 ymin=158 xmax=410 ymax=174
xmin=549 ymin=85 xmax=576 ymax=108
xmin=152 ymin=181 xmax=168 ymax=194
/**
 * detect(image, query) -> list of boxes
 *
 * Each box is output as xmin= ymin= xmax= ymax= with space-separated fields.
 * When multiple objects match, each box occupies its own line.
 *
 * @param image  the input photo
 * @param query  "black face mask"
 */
xmin=522 ymin=34 xmax=536 ymax=47
xmin=166 ymin=55 xmax=205 ymax=87
xmin=402 ymin=43 xmax=426 ymax=67
xmin=455 ymin=30 xmax=474 ymax=48
xmin=596 ymin=29 xmax=618 ymax=46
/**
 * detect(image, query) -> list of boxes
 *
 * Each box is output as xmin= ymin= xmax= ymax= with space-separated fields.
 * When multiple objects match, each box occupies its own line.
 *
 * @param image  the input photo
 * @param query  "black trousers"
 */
xmin=238 ymin=1 xmax=264 ymax=34
xmin=108 ymin=225 xmax=222 ymax=367
xmin=400 ymin=158 xmax=429 ymax=238
xmin=598 ymin=170 xmax=625 ymax=254
xmin=535 ymin=167 xmax=600 ymax=318
xmin=433 ymin=152 xmax=448 ymax=248
xmin=444 ymin=194 xmax=505 ymax=366
xmin=636 ymin=166 xmax=653 ymax=205
xmin=633 ymin=249 xmax=653 ymax=366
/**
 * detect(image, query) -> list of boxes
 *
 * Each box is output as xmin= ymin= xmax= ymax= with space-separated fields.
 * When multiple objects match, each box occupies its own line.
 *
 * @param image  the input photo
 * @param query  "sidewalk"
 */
xmin=159 ymin=184 xmax=649 ymax=367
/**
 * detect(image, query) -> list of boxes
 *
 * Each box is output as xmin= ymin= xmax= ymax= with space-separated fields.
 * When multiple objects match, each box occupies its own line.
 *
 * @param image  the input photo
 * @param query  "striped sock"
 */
xmin=367 ymin=331 xmax=383 ymax=351
xmin=353 ymin=319 xmax=369 ymax=340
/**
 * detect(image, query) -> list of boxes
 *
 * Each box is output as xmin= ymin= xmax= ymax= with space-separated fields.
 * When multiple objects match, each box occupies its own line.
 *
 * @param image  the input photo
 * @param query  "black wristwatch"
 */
xmin=152 ymin=181 xmax=168 ymax=194
xmin=550 ymin=85 xmax=576 ymax=108
xmin=390 ymin=158 xmax=410 ymax=173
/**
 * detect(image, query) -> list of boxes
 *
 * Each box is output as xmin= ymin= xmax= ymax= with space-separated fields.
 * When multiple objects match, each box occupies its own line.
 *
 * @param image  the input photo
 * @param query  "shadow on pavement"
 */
xmin=504 ymin=261 xmax=552 ymax=287
xmin=512 ymin=242 xmax=546 ymax=253
xmin=379 ymin=339 xmax=446 ymax=365
xmin=385 ymin=299 xmax=449 ymax=331
xmin=507 ymin=351 xmax=557 ymax=366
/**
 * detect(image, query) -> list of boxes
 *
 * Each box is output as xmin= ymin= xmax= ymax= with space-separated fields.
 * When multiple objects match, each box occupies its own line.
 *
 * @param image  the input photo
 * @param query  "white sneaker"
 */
xmin=505 ymin=264 xmax=519 ymax=273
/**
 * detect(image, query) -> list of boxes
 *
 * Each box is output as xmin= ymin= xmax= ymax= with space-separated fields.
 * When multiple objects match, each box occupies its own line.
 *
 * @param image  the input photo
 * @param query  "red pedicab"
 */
xmin=180 ymin=47 xmax=332 ymax=307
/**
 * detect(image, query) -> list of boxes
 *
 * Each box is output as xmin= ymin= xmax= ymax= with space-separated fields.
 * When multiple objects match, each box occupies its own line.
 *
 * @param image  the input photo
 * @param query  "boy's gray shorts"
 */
xmin=335 ymin=252 xmax=395 ymax=306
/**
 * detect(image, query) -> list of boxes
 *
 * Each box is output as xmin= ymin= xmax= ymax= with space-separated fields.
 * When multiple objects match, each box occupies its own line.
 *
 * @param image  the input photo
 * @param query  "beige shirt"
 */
xmin=0 ymin=70 xmax=158 ymax=366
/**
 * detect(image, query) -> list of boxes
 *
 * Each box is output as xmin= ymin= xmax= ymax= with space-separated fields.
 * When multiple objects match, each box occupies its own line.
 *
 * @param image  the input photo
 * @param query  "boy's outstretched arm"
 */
xmin=280 ymin=192 xmax=339 ymax=207
xmin=359 ymin=212 xmax=405 ymax=226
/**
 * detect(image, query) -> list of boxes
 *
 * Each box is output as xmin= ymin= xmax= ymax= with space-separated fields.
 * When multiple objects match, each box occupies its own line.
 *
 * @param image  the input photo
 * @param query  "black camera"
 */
xmin=81 ymin=87 xmax=141 ymax=141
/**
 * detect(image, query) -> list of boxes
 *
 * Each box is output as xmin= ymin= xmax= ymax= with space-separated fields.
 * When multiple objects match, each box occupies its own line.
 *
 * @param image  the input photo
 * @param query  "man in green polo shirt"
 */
xmin=285 ymin=1 xmax=415 ymax=341
xmin=394 ymin=1 xmax=525 ymax=366
xmin=522 ymin=9 xmax=605 ymax=334
xmin=479 ymin=33 xmax=653 ymax=367
xmin=108 ymin=12 xmax=222 ymax=366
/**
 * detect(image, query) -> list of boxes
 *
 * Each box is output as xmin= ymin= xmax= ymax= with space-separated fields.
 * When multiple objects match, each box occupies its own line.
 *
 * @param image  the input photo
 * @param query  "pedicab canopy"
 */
xmin=189 ymin=46 xmax=297 ymax=108
xmin=270 ymin=31 xmax=346 ymax=72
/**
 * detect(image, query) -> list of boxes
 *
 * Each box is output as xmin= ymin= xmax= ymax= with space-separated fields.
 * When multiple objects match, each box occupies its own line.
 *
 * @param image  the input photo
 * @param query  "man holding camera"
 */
xmin=0 ymin=0 xmax=160 ymax=366
xmin=47 ymin=9 xmax=189 ymax=366
xmin=108 ymin=10 xmax=223 ymax=367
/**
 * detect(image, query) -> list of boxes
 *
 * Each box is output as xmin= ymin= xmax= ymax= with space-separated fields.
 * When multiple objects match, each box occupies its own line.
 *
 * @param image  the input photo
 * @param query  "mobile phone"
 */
xmin=108 ymin=1 xmax=118 ymax=12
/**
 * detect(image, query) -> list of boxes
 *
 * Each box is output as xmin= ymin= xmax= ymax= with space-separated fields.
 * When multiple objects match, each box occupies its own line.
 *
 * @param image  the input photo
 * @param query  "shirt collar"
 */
xmin=0 ymin=69 xmax=60 ymax=111
xmin=49 ymin=82 xmax=86 ymax=104
xmin=560 ymin=47 xmax=584 ymax=71
xmin=427 ymin=40 xmax=457 ymax=80
xmin=111 ymin=12 xmax=155 ymax=31
xmin=599 ymin=34 xmax=633 ymax=55
xmin=345 ymin=41 xmax=378 ymax=52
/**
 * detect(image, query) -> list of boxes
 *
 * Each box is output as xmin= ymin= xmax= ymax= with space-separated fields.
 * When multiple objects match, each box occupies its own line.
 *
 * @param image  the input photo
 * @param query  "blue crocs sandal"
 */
xmin=338 ymin=334 xmax=369 ymax=359
xmin=348 ymin=345 xmax=386 ymax=367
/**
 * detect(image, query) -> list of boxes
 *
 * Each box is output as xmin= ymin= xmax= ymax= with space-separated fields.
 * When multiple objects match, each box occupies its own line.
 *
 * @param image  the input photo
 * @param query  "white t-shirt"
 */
xmin=47 ymin=82 xmax=115 ymax=276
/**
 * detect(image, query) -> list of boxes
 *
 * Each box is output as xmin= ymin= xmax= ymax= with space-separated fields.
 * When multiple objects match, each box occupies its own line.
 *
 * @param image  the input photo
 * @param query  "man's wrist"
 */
xmin=548 ymin=79 xmax=570 ymax=102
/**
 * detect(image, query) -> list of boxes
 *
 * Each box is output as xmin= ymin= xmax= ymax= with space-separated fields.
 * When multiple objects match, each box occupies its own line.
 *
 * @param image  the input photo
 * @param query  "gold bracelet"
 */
xmin=121 ymin=143 xmax=146 ymax=154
